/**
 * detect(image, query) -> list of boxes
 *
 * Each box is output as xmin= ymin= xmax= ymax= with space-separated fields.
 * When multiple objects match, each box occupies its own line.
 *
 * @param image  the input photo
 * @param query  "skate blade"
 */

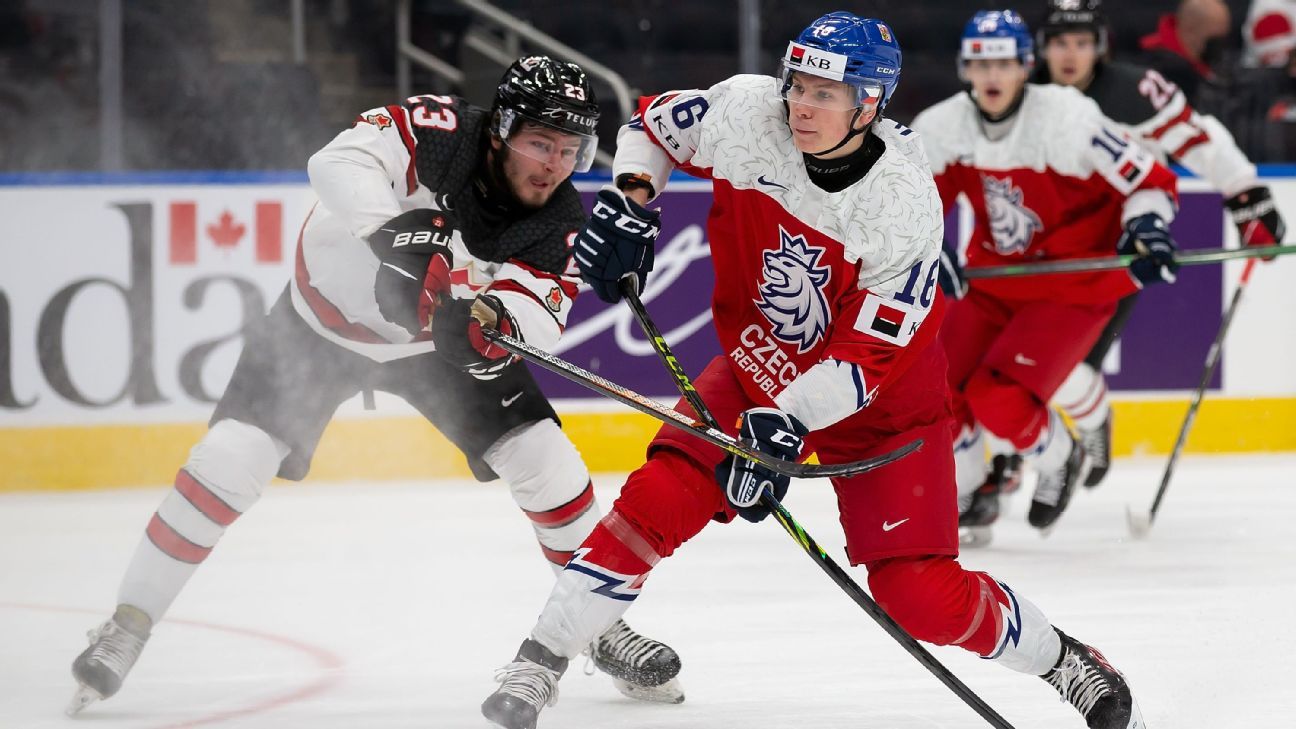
xmin=66 ymin=685 xmax=102 ymax=716
xmin=611 ymin=676 xmax=684 ymax=704
xmin=959 ymin=526 xmax=993 ymax=548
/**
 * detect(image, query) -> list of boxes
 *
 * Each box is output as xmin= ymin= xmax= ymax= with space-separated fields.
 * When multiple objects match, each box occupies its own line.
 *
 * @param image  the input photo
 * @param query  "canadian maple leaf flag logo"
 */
xmin=169 ymin=201 xmax=283 ymax=264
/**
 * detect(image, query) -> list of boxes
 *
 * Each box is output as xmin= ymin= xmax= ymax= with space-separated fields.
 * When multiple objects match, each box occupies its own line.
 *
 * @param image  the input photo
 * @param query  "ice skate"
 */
xmin=1042 ymin=629 xmax=1145 ymax=729
xmin=958 ymin=455 xmax=1022 ymax=548
xmin=1078 ymin=412 xmax=1112 ymax=488
xmin=590 ymin=619 xmax=684 ymax=703
xmin=1028 ymin=432 xmax=1087 ymax=531
xmin=67 ymin=604 xmax=152 ymax=715
xmin=483 ymin=638 xmax=567 ymax=729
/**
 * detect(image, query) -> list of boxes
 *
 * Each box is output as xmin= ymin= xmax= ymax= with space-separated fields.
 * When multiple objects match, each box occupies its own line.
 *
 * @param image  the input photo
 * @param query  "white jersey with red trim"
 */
xmin=291 ymin=95 xmax=583 ymax=363
xmin=912 ymin=83 xmax=1179 ymax=304
xmin=1079 ymin=61 xmax=1257 ymax=196
xmin=615 ymin=74 xmax=946 ymax=431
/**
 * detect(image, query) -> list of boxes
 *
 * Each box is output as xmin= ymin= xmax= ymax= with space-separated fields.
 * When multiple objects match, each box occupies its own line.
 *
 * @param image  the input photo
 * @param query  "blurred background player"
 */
xmin=1030 ymin=0 xmax=1285 ymax=492
xmin=67 ymin=56 xmax=682 ymax=715
xmin=479 ymin=13 xmax=1144 ymax=729
xmin=912 ymin=10 xmax=1180 ymax=543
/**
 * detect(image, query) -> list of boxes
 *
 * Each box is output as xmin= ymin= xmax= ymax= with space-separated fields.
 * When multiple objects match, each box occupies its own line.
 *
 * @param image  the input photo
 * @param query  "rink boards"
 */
xmin=2 ymin=171 xmax=1295 ymax=491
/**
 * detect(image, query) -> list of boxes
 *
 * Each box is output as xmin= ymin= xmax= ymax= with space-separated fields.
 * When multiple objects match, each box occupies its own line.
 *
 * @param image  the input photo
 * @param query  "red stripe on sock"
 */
xmin=175 ymin=470 xmax=241 ymax=527
xmin=540 ymin=544 xmax=574 ymax=567
xmin=145 ymin=513 xmax=212 ymax=564
xmin=524 ymin=481 xmax=595 ymax=528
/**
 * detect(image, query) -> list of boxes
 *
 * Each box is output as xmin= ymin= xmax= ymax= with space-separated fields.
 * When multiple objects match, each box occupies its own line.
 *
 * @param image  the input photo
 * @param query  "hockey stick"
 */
xmin=481 ymin=330 xmax=918 ymax=479
xmin=619 ymin=282 xmax=1016 ymax=729
xmin=1127 ymin=258 xmax=1259 ymax=538
xmin=964 ymin=243 xmax=1296 ymax=280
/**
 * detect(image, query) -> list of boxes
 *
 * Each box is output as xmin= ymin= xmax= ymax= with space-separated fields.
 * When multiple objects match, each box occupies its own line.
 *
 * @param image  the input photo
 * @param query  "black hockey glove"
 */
xmin=715 ymin=408 xmax=809 ymax=524
xmin=1117 ymin=214 xmax=1179 ymax=286
xmin=573 ymin=185 xmax=660 ymax=304
xmin=431 ymin=294 xmax=519 ymax=380
xmin=368 ymin=209 xmax=455 ymax=336
xmin=936 ymin=247 xmax=967 ymax=300
xmin=1225 ymin=186 xmax=1285 ymax=259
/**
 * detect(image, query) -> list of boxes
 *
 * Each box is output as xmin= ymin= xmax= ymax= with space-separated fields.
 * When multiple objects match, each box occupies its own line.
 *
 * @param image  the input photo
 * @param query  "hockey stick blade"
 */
xmin=483 ymin=330 xmax=920 ymax=478
xmin=1125 ymin=505 xmax=1153 ymax=540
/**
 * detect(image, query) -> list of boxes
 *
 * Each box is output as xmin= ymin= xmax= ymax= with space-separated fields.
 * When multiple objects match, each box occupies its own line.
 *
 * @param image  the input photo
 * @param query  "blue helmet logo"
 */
xmin=787 ymin=12 xmax=902 ymax=109
xmin=960 ymin=10 xmax=1035 ymax=68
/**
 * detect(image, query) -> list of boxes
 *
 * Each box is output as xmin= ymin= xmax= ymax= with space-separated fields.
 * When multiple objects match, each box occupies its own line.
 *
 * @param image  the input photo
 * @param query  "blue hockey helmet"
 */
xmin=780 ymin=12 xmax=902 ymax=111
xmin=959 ymin=10 xmax=1035 ymax=71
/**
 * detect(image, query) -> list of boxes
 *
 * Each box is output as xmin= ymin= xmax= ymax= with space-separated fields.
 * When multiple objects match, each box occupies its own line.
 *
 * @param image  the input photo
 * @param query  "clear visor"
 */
xmin=498 ymin=108 xmax=599 ymax=173
xmin=779 ymin=66 xmax=883 ymax=111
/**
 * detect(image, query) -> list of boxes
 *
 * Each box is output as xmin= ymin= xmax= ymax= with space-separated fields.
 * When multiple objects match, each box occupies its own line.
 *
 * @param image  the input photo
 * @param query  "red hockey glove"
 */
xmin=431 ymin=295 xmax=519 ymax=379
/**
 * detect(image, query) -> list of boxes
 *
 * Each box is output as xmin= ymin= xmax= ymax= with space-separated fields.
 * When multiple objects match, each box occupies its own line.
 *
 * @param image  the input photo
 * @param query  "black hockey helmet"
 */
xmin=1038 ymin=0 xmax=1108 ymax=55
xmin=492 ymin=56 xmax=601 ymax=172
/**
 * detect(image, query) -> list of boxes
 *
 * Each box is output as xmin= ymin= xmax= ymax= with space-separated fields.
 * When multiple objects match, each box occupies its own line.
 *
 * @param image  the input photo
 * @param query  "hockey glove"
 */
xmin=1226 ymin=186 xmax=1285 ymax=260
xmin=368 ymin=209 xmax=455 ymax=335
xmin=715 ymin=408 xmax=809 ymax=524
xmin=573 ymin=185 xmax=660 ymax=304
xmin=1117 ymin=214 xmax=1179 ymax=286
xmin=936 ymin=247 xmax=968 ymax=300
xmin=431 ymin=294 xmax=519 ymax=380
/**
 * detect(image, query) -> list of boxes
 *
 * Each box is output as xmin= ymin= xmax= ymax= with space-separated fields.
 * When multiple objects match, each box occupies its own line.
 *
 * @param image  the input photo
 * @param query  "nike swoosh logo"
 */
xmin=882 ymin=518 xmax=910 ymax=532
xmin=1014 ymin=353 xmax=1037 ymax=367
xmin=502 ymin=392 xmax=523 ymax=407
xmin=756 ymin=175 xmax=788 ymax=191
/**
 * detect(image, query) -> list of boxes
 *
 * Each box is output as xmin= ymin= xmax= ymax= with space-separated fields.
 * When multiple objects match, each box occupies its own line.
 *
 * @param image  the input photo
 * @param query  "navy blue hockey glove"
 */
xmin=1226 ymin=186 xmax=1285 ymax=259
xmin=573 ymin=185 xmax=660 ymax=304
xmin=368 ymin=209 xmax=455 ymax=335
xmin=431 ymin=295 xmax=518 ymax=380
xmin=936 ymin=247 xmax=967 ymax=300
xmin=1117 ymin=214 xmax=1179 ymax=286
xmin=716 ymin=408 xmax=809 ymax=524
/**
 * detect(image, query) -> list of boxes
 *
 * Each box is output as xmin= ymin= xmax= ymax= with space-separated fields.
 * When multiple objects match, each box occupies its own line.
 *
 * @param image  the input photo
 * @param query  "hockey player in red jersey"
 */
xmin=480 ymin=13 xmax=1144 ymax=729
xmin=912 ymin=10 xmax=1180 ymax=543
xmin=1025 ymin=0 xmax=1286 ymax=491
xmin=66 ymin=57 xmax=683 ymax=716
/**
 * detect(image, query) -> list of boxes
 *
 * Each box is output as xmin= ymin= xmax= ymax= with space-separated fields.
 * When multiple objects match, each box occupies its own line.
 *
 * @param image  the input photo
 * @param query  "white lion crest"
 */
xmin=756 ymin=227 xmax=831 ymax=353
xmin=982 ymin=175 xmax=1043 ymax=255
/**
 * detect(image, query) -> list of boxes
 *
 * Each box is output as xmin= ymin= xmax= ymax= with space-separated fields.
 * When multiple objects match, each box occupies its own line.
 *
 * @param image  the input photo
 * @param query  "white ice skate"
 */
xmin=67 ymin=605 xmax=151 ymax=715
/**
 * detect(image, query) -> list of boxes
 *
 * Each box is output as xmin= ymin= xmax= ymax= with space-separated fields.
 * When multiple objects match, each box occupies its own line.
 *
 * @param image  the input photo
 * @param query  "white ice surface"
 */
xmin=2 ymin=454 xmax=1294 ymax=728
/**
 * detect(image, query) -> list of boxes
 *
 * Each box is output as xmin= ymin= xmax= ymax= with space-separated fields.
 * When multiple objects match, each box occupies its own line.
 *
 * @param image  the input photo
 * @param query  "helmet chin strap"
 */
xmin=808 ymin=106 xmax=871 ymax=158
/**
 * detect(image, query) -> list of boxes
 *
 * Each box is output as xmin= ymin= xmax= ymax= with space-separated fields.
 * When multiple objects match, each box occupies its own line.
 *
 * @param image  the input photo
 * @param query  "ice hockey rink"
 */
xmin=3 ymin=453 xmax=1293 ymax=729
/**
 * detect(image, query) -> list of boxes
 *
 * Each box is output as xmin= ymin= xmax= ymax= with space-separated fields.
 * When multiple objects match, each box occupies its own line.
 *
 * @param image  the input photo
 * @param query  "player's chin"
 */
xmin=790 ymin=130 xmax=822 ymax=153
xmin=515 ymin=180 xmax=555 ymax=208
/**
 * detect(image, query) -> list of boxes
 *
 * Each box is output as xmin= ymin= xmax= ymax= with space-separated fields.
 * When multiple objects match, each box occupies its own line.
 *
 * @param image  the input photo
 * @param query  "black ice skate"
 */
xmin=1028 ymin=435 xmax=1087 ymax=530
xmin=1079 ymin=412 xmax=1113 ymax=488
xmin=958 ymin=455 xmax=1022 ymax=548
xmin=67 ymin=604 xmax=152 ymax=715
xmin=483 ymin=638 xmax=568 ymax=729
xmin=590 ymin=619 xmax=684 ymax=703
xmin=1042 ymin=629 xmax=1145 ymax=729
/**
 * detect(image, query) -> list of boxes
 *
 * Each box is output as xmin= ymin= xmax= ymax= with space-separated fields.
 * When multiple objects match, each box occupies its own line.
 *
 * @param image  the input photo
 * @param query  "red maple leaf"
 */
xmin=207 ymin=210 xmax=245 ymax=249
xmin=366 ymin=113 xmax=393 ymax=129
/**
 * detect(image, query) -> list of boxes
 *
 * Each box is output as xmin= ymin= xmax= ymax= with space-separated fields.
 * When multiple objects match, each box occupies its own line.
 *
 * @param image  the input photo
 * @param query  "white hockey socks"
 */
xmin=485 ymin=419 xmax=601 ymax=572
xmin=1053 ymin=362 xmax=1110 ymax=432
xmin=953 ymin=423 xmax=987 ymax=507
xmin=978 ymin=581 xmax=1062 ymax=676
xmin=117 ymin=419 xmax=285 ymax=622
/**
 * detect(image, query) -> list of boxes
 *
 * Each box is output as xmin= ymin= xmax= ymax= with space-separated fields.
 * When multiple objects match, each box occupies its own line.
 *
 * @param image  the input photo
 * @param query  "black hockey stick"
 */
xmin=964 ymin=243 xmax=1296 ymax=280
xmin=481 ymin=330 xmax=917 ymax=479
xmin=1127 ymin=258 xmax=1259 ymax=538
xmin=619 ymin=282 xmax=1016 ymax=729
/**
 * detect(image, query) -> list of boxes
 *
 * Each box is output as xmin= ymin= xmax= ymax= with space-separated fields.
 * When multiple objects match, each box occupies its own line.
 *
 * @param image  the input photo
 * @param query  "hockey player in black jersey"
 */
xmin=1018 ymin=0 xmax=1285 ymax=490
xmin=67 ymin=56 xmax=683 ymax=716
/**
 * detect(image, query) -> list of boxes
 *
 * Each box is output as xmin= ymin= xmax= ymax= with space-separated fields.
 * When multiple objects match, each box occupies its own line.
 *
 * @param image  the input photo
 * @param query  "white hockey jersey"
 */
xmin=292 ymin=95 xmax=583 ymax=363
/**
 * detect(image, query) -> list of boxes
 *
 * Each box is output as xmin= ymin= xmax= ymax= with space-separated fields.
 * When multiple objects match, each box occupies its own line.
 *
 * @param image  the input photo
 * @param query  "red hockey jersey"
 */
xmin=614 ymin=75 xmax=946 ymax=431
xmin=912 ymin=83 xmax=1179 ymax=304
